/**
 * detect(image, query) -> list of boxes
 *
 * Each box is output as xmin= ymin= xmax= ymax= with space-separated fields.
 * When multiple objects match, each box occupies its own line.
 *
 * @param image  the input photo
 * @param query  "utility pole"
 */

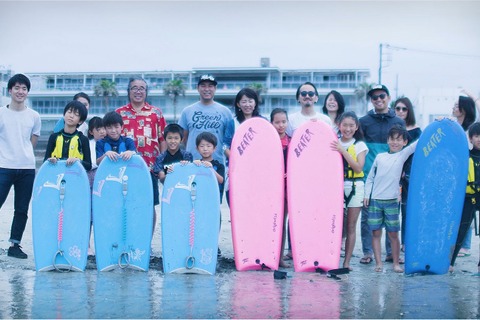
xmin=378 ymin=43 xmax=383 ymax=84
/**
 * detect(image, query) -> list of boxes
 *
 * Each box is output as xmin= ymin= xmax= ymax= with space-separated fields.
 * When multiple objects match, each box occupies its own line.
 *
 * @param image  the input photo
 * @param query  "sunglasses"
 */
xmin=300 ymin=91 xmax=316 ymax=97
xmin=395 ymin=106 xmax=408 ymax=112
xmin=371 ymin=93 xmax=387 ymax=100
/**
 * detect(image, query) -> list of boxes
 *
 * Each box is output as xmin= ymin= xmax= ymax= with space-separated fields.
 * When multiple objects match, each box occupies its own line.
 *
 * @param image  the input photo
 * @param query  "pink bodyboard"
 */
xmin=287 ymin=120 xmax=344 ymax=272
xmin=229 ymin=117 xmax=285 ymax=271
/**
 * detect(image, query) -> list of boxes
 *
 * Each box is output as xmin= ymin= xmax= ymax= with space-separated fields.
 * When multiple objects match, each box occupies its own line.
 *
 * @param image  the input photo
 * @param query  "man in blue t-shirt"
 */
xmin=178 ymin=74 xmax=233 ymax=166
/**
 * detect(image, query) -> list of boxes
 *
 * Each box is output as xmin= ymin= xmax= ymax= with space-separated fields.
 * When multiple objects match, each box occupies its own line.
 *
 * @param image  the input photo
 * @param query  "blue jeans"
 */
xmin=361 ymin=206 xmax=391 ymax=257
xmin=0 ymin=168 xmax=35 ymax=244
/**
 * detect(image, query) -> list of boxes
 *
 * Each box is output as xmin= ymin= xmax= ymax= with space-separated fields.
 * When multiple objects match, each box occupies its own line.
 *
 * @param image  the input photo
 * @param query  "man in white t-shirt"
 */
xmin=286 ymin=81 xmax=332 ymax=136
xmin=0 ymin=74 xmax=41 ymax=259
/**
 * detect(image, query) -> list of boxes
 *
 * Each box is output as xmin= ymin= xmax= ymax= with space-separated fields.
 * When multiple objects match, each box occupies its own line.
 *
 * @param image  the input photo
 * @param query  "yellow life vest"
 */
xmin=466 ymin=157 xmax=480 ymax=194
xmin=51 ymin=133 xmax=84 ymax=160
xmin=344 ymin=143 xmax=364 ymax=179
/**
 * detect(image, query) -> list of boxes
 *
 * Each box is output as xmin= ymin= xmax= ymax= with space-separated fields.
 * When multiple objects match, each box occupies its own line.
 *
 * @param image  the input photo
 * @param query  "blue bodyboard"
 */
xmin=405 ymin=119 xmax=469 ymax=274
xmin=92 ymin=155 xmax=153 ymax=271
xmin=161 ymin=163 xmax=220 ymax=275
xmin=32 ymin=160 xmax=91 ymax=272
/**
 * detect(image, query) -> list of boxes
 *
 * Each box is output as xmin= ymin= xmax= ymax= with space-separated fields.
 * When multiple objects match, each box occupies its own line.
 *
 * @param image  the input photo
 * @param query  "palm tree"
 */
xmin=354 ymin=82 xmax=374 ymax=116
xmin=163 ymin=78 xmax=186 ymax=122
xmin=94 ymin=80 xmax=118 ymax=113
xmin=248 ymin=82 xmax=267 ymax=104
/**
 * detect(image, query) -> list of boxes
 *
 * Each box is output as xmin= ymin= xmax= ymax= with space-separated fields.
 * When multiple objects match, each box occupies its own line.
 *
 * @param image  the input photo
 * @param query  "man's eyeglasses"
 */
xmin=395 ymin=106 xmax=408 ymax=112
xmin=130 ymin=86 xmax=146 ymax=93
xmin=300 ymin=91 xmax=316 ymax=98
xmin=371 ymin=93 xmax=386 ymax=100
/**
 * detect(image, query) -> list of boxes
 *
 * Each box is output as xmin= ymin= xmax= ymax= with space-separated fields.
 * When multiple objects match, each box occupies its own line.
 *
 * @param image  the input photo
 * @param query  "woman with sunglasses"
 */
xmin=393 ymin=97 xmax=421 ymax=253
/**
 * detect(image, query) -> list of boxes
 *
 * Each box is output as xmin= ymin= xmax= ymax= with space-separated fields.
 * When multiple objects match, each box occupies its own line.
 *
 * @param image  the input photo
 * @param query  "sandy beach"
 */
xmin=0 ymin=186 xmax=479 ymax=318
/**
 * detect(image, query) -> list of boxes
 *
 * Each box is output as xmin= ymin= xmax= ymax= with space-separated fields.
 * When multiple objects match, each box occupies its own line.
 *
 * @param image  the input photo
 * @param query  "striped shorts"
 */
xmin=367 ymin=199 xmax=400 ymax=232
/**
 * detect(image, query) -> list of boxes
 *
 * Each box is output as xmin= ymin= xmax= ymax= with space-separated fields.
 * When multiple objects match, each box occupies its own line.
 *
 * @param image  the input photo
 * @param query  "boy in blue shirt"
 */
xmin=96 ymin=111 xmax=136 ymax=165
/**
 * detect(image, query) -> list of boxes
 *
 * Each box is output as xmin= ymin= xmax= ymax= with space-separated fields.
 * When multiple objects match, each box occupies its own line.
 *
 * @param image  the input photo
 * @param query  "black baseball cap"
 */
xmin=197 ymin=74 xmax=217 ymax=86
xmin=367 ymin=84 xmax=390 ymax=97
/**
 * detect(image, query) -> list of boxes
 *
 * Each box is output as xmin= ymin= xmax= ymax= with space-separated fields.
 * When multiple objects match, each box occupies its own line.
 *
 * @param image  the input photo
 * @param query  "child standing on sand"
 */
xmin=96 ymin=111 xmax=136 ymax=165
xmin=449 ymin=122 xmax=480 ymax=274
xmin=364 ymin=125 xmax=417 ymax=273
xmin=330 ymin=111 xmax=368 ymax=271
xmin=271 ymin=108 xmax=291 ymax=268
xmin=86 ymin=116 xmax=106 ymax=187
xmin=193 ymin=132 xmax=225 ymax=199
xmin=153 ymin=123 xmax=193 ymax=184
xmin=44 ymin=100 xmax=91 ymax=171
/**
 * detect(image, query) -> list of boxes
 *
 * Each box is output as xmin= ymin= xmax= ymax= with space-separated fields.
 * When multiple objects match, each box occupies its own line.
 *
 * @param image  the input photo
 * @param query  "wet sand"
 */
xmin=0 ymin=189 xmax=479 ymax=319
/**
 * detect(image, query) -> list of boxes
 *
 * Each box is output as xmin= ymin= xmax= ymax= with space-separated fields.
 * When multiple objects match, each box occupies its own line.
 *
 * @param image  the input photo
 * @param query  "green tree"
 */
xmin=163 ymin=78 xmax=187 ymax=122
xmin=93 ymin=80 xmax=118 ymax=113
xmin=354 ymin=82 xmax=374 ymax=116
xmin=248 ymin=82 xmax=267 ymax=104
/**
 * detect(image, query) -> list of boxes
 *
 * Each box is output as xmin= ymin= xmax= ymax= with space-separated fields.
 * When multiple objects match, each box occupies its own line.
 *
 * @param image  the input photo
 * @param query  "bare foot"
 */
xmin=374 ymin=265 xmax=383 ymax=272
xmin=343 ymin=264 xmax=353 ymax=271
xmin=449 ymin=265 xmax=454 ymax=273
xmin=393 ymin=264 xmax=404 ymax=273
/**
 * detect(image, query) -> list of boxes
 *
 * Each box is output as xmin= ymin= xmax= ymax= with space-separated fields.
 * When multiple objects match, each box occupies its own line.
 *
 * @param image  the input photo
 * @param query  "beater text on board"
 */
xmin=423 ymin=128 xmax=446 ymax=157
xmin=237 ymin=127 xmax=257 ymax=156
xmin=294 ymin=129 xmax=315 ymax=158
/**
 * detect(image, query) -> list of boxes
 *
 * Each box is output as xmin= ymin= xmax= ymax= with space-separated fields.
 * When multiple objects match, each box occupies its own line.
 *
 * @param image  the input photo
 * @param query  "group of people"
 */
xmin=0 ymin=73 xmax=478 ymax=275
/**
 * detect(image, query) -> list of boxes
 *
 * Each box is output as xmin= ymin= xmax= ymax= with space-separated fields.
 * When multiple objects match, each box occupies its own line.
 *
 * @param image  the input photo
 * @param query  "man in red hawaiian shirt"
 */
xmin=116 ymin=77 xmax=167 ymax=234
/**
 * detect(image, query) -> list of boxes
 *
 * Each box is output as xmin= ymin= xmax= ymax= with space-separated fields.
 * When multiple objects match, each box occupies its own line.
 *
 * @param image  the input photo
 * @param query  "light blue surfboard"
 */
xmin=92 ymin=155 xmax=153 ymax=271
xmin=32 ymin=160 xmax=91 ymax=272
xmin=405 ymin=119 xmax=469 ymax=274
xmin=161 ymin=163 xmax=220 ymax=275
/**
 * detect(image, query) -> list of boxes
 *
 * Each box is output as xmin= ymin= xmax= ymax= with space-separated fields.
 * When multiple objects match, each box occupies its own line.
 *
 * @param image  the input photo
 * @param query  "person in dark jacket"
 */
xmin=358 ymin=84 xmax=405 ymax=265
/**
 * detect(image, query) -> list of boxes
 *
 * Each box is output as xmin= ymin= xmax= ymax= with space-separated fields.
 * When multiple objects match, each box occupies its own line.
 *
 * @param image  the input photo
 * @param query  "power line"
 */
xmin=384 ymin=43 xmax=480 ymax=59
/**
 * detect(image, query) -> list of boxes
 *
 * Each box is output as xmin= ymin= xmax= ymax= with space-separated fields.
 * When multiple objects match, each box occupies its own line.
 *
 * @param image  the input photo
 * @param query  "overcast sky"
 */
xmin=1 ymin=0 xmax=479 ymax=100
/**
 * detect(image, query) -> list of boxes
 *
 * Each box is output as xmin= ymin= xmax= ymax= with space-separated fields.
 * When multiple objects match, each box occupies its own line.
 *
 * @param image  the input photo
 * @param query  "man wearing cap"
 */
xmin=286 ymin=81 xmax=332 ymax=135
xmin=178 ymin=74 xmax=233 ymax=164
xmin=358 ymin=84 xmax=405 ymax=265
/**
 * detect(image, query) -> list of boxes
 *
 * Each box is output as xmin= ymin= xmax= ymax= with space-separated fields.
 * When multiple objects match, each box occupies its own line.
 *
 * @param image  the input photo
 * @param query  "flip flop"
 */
xmin=360 ymin=256 xmax=373 ymax=264
xmin=385 ymin=257 xmax=405 ymax=264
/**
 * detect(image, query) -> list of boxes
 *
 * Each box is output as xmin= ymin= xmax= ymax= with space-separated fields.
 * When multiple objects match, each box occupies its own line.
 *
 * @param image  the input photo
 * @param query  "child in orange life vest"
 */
xmin=96 ymin=111 xmax=136 ymax=165
xmin=330 ymin=111 xmax=368 ymax=271
xmin=450 ymin=122 xmax=480 ymax=274
xmin=271 ymin=108 xmax=292 ymax=268
xmin=44 ymin=100 xmax=92 ymax=171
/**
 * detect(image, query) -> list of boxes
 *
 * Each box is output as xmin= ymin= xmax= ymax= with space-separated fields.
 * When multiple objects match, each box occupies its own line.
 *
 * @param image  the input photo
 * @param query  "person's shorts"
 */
xmin=344 ymin=181 xmax=364 ymax=208
xmin=367 ymin=198 xmax=400 ymax=232
xmin=151 ymin=171 xmax=159 ymax=206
